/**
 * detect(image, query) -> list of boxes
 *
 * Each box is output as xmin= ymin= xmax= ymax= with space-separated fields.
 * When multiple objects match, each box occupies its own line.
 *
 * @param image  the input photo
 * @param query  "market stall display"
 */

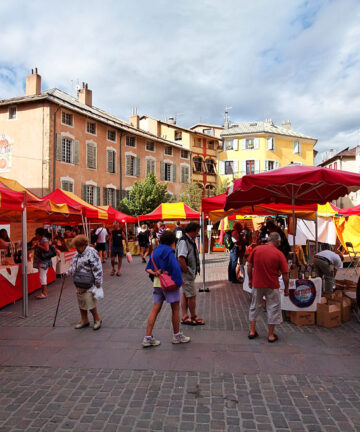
xmin=138 ymin=202 xmax=200 ymax=221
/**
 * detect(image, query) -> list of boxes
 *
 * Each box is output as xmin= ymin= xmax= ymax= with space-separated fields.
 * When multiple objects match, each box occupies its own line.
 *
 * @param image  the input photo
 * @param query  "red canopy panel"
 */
xmin=225 ymin=165 xmax=360 ymax=210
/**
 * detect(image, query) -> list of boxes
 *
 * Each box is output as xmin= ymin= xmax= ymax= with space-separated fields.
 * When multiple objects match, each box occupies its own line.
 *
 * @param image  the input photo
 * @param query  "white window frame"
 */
xmin=265 ymin=159 xmax=279 ymax=172
xmin=86 ymin=121 xmax=97 ymax=136
xmin=61 ymin=111 xmax=74 ymax=127
xmin=85 ymin=180 xmax=97 ymax=205
xmin=174 ymin=131 xmax=182 ymax=141
xmin=146 ymin=156 xmax=156 ymax=176
xmin=145 ymin=141 xmax=155 ymax=152
xmin=181 ymin=149 xmax=190 ymax=159
xmin=61 ymin=138 xmax=73 ymax=164
xmin=8 ymin=106 xmax=17 ymax=120
xmin=126 ymin=136 xmax=136 ymax=148
xmin=107 ymin=129 xmax=116 ymax=142
xmin=106 ymin=146 xmax=116 ymax=174
xmin=180 ymin=163 xmax=190 ymax=184
xmin=60 ymin=176 xmax=74 ymax=192
xmin=125 ymin=151 xmax=138 ymax=177
xmin=164 ymin=162 xmax=173 ymax=182
xmin=267 ymin=137 xmax=275 ymax=151
xmin=224 ymin=160 xmax=234 ymax=175
xmin=293 ymin=141 xmax=301 ymax=154
xmin=86 ymin=141 xmax=97 ymax=170
xmin=105 ymin=184 xmax=116 ymax=207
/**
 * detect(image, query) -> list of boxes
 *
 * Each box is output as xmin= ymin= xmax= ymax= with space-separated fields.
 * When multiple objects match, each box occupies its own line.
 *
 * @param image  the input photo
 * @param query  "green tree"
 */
xmin=180 ymin=183 xmax=203 ymax=212
xmin=217 ymin=177 xmax=232 ymax=195
xmin=117 ymin=173 xmax=172 ymax=216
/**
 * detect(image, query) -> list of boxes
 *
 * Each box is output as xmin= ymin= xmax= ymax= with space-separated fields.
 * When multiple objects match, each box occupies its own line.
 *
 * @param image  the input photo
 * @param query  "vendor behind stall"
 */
xmin=0 ymin=228 xmax=11 ymax=252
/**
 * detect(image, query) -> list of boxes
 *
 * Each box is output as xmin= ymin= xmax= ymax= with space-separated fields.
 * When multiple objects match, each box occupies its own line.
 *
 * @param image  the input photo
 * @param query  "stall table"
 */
xmin=0 ymin=262 xmax=56 ymax=309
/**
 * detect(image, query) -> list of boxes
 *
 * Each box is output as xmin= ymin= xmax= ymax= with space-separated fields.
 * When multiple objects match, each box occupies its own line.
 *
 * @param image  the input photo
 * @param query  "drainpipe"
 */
xmin=340 ymin=156 xmax=343 ymax=208
xmin=119 ymin=132 xmax=123 ymax=200
xmin=53 ymin=105 xmax=61 ymax=191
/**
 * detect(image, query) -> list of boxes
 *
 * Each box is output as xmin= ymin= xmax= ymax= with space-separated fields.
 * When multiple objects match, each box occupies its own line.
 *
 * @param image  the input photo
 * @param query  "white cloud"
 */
xmin=0 ymin=0 xmax=360 ymax=158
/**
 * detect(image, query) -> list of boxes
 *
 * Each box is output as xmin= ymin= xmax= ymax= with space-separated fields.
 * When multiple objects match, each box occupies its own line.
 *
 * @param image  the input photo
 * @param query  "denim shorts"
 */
xmin=153 ymin=287 xmax=180 ymax=304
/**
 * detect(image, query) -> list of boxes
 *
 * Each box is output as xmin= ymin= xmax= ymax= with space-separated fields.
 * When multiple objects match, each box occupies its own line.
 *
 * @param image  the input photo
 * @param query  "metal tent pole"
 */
xmin=125 ymin=222 xmax=128 ymax=241
xmin=200 ymin=211 xmax=208 ymax=292
xmin=315 ymin=211 xmax=318 ymax=254
xmin=21 ymin=203 xmax=28 ymax=318
xmin=292 ymin=195 xmax=296 ymax=266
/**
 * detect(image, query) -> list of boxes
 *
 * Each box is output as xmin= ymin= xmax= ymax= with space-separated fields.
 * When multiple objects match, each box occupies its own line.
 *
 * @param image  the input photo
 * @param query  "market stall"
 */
xmin=138 ymin=202 xmax=200 ymax=221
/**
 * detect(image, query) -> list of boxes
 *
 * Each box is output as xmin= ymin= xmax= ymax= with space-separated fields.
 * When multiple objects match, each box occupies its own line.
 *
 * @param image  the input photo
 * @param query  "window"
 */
xmin=107 ymin=149 xmax=116 ymax=173
xmin=62 ymin=138 xmax=73 ymax=163
xmin=205 ymin=185 xmax=216 ymax=197
xmin=293 ymin=141 xmax=301 ymax=154
xmin=193 ymin=157 xmax=203 ymax=173
xmin=8 ymin=107 xmax=16 ymax=120
xmin=86 ymin=121 xmax=96 ymax=135
xmin=86 ymin=143 xmax=97 ymax=169
xmin=225 ymin=139 xmax=238 ymax=151
xmin=245 ymin=138 xmax=255 ymax=150
xmin=181 ymin=150 xmax=190 ymax=159
xmin=267 ymin=137 xmax=275 ymax=151
xmin=161 ymin=162 xmax=176 ymax=182
xmin=175 ymin=131 xmax=182 ymax=141
xmin=126 ymin=154 xmax=140 ymax=176
xmin=165 ymin=163 xmax=172 ymax=181
xmin=61 ymin=180 xmax=73 ymax=192
xmin=107 ymin=130 xmax=116 ymax=142
xmin=104 ymin=188 xmax=116 ymax=206
xmin=181 ymin=165 xmax=190 ymax=184
xmin=225 ymin=160 xmax=234 ymax=175
xmin=334 ymin=162 xmax=337 ymax=170
xmin=86 ymin=185 xmax=96 ymax=205
xmin=146 ymin=158 xmax=156 ymax=176
xmin=164 ymin=146 xmax=173 ymax=156
xmin=126 ymin=136 xmax=136 ymax=147
xmin=208 ymin=140 xmax=215 ymax=150
xmin=203 ymin=128 xmax=212 ymax=135
xmin=265 ymin=160 xmax=278 ymax=171
xmin=205 ymin=159 xmax=216 ymax=174
xmin=246 ymin=160 xmax=255 ymax=175
xmin=62 ymin=111 xmax=73 ymax=126
xmin=146 ymin=141 xmax=155 ymax=152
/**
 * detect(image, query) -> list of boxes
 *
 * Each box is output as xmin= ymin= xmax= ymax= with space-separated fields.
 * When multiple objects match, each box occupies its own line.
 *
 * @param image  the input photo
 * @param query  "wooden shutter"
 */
xmin=241 ymin=160 xmax=246 ymax=176
xmin=233 ymin=160 xmax=239 ymax=173
xmin=96 ymin=187 xmax=100 ymax=206
xmin=73 ymin=140 xmax=79 ymax=164
xmin=116 ymin=189 xmax=121 ymax=207
xmin=219 ymin=161 xmax=225 ymax=175
xmin=160 ymin=162 xmax=165 ymax=180
xmin=255 ymin=160 xmax=260 ymax=174
xmin=275 ymin=161 xmax=280 ymax=169
xmin=81 ymin=184 xmax=86 ymax=201
xmin=136 ymin=157 xmax=141 ymax=177
xmin=233 ymin=139 xmax=238 ymax=151
xmin=126 ymin=155 xmax=131 ymax=176
xmin=103 ymin=188 xmax=108 ymax=205
xmin=241 ymin=139 xmax=246 ymax=150
xmin=56 ymin=134 xmax=62 ymax=160
xmin=106 ymin=150 xmax=110 ymax=172
xmin=172 ymin=164 xmax=177 ymax=182
xmin=254 ymin=138 xmax=259 ymax=149
xmin=265 ymin=160 xmax=269 ymax=171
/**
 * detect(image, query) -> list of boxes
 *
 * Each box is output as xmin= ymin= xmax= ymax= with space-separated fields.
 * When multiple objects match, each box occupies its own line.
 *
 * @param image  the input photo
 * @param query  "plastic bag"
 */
xmin=126 ymin=252 xmax=133 ymax=263
xmin=89 ymin=286 xmax=104 ymax=300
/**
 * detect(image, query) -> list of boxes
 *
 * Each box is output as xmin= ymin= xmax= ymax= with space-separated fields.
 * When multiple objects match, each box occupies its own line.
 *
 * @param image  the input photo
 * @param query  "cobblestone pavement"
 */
xmin=1 ymin=253 xmax=360 ymax=431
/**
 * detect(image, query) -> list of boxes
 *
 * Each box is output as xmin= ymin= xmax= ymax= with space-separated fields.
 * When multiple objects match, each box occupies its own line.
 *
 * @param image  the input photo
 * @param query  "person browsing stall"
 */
xmin=313 ymin=247 xmax=343 ymax=293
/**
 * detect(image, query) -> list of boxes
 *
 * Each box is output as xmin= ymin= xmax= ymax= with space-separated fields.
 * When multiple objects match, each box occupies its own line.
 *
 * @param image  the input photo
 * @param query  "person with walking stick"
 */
xmin=63 ymin=235 xmax=103 ymax=330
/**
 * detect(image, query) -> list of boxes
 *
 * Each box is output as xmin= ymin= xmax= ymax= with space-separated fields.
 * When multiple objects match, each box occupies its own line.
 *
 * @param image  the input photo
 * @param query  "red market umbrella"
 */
xmin=100 ymin=206 xmax=137 ymax=223
xmin=225 ymin=165 xmax=360 ymax=209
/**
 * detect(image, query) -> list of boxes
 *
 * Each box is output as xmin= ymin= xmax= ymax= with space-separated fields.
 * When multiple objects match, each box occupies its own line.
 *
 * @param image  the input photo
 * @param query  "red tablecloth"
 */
xmin=0 ymin=265 xmax=56 ymax=309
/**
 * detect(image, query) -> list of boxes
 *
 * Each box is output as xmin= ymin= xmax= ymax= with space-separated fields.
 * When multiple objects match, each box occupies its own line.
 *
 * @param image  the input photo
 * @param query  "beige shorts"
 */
xmin=182 ymin=272 xmax=196 ymax=298
xmin=77 ymin=291 xmax=97 ymax=311
xmin=249 ymin=287 xmax=282 ymax=325
xmin=39 ymin=268 xmax=48 ymax=286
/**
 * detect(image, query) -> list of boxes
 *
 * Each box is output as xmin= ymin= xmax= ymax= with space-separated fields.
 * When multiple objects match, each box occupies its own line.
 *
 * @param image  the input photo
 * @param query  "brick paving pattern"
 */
xmin=1 ymin=253 xmax=360 ymax=431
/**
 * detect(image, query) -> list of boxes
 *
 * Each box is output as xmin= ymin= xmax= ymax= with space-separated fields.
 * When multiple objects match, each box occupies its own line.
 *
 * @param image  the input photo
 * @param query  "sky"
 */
xmin=0 ymin=0 xmax=360 ymax=162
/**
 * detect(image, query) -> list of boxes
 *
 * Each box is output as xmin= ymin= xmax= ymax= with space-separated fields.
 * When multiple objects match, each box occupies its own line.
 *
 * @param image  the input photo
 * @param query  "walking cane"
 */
xmin=53 ymin=276 xmax=66 ymax=327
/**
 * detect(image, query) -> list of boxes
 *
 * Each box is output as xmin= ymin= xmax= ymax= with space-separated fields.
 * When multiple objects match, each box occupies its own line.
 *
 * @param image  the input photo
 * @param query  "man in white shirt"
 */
xmin=313 ymin=248 xmax=343 ymax=293
xmin=95 ymin=224 xmax=108 ymax=263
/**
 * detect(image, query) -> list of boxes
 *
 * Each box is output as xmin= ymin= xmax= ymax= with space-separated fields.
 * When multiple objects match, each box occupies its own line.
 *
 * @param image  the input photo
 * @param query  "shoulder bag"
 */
xmin=73 ymin=257 xmax=95 ymax=289
xmin=151 ymin=253 xmax=178 ymax=291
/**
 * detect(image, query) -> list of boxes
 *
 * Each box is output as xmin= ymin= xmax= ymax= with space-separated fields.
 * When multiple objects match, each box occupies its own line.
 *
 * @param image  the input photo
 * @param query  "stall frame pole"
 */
xmin=201 ymin=211 xmax=206 ymax=292
xmin=21 ymin=203 xmax=28 ymax=318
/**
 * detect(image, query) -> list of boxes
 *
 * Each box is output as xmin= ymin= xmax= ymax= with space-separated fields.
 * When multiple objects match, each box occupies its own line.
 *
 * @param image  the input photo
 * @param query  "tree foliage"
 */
xmin=217 ymin=177 xmax=232 ymax=195
xmin=117 ymin=173 xmax=172 ymax=216
xmin=180 ymin=183 xmax=203 ymax=212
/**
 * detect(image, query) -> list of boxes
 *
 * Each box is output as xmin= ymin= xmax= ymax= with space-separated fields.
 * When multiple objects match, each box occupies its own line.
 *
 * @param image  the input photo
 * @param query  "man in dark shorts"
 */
xmin=137 ymin=224 xmax=151 ymax=263
xmin=110 ymin=221 xmax=128 ymax=276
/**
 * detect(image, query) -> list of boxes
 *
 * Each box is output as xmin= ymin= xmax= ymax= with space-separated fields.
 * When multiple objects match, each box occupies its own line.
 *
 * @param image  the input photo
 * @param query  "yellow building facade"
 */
xmin=219 ymin=120 xmax=317 ymax=187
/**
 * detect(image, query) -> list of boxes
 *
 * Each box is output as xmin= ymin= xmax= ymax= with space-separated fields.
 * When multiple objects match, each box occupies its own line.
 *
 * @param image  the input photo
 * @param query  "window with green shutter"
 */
xmin=86 ymin=143 xmax=97 ymax=169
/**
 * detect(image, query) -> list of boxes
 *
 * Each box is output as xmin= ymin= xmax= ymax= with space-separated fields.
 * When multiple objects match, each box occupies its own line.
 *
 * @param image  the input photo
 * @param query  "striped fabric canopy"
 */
xmin=138 ymin=202 xmax=200 ymax=221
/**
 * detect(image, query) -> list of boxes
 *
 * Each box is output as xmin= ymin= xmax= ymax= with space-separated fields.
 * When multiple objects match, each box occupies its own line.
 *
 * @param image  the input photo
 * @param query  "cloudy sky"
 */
xmin=1 ymin=0 xmax=359 ymax=160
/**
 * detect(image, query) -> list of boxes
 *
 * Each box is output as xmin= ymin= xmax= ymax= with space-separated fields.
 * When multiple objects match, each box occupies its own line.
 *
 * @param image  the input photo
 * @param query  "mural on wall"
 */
xmin=0 ymin=134 xmax=13 ymax=172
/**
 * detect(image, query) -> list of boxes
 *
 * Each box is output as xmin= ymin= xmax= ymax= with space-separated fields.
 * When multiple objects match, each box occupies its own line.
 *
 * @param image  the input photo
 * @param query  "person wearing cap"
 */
xmin=313 ymin=247 xmax=343 ymax=293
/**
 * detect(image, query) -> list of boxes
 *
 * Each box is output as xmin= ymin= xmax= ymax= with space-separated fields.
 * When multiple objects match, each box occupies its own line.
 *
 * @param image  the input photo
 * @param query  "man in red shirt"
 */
xmin=247 ymin=232 xmax=289 ymax=343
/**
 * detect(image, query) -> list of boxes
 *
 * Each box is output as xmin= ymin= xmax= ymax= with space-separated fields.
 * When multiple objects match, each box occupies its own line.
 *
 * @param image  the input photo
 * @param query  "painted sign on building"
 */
xmin=0 ymin=134 xmax=13 ymax=172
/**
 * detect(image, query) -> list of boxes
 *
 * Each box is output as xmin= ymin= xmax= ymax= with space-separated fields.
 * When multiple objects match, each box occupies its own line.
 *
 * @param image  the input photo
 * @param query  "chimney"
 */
xmin=265 ymin=118 xmax=274 ymax=126
xmin=129 ymin=107 xmax=139 ymax=128
xmin=224 ymin=110 xmax=229 ymax=129
xmin=168 ymin=116 xmax=176 ymax=125
xmin=25 ymin=68 xmax=41 ymax=96
xmin=78 ymin=82 xmax=92 ymax=106
xmin=282 ymin=120 xmax=291 ymax=129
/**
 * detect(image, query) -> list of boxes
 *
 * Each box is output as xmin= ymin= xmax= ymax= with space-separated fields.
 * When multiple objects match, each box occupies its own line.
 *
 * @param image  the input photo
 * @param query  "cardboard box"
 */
xmin=290 ymin=311 xmax=315 ymax=326
xmin=328 ymin=297 xmax=352 ymax=323
xmin=316 ymin=302 xmax=341 ymax=328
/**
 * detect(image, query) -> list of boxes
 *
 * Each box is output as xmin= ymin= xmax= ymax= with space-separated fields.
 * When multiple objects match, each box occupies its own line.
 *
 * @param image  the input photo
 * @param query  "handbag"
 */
xmin=73 ymin=257 xmax=95 ymax=289
xmin=150 ymin=253 xmax=178 ymax=291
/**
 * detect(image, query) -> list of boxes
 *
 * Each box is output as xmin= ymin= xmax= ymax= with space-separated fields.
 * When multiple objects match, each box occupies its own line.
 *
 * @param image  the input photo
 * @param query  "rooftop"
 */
xmin=221 ymin=120 xmax=317 ymax=141
xmin=318 ymin=147 xmax=357 ymax=166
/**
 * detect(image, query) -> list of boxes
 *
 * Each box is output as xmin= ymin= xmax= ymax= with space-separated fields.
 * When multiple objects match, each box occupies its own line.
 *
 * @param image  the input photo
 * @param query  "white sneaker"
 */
xmin=142 ymin=336 xmax=161 ymax=348
xmin=172 ymin=332 xmax=191 ymax=344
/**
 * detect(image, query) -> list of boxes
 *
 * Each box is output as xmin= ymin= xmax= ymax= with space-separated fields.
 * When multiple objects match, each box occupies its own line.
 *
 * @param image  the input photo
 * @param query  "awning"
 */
xmin=100 ymin=206 xmax=137 ymax=223
xmin=138 ymin=202 xmax=200 ymax=221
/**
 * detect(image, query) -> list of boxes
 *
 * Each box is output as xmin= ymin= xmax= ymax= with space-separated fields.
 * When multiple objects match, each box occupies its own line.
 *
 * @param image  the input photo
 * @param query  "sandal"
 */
xmin=110 ymin=269 xmax=115 ymax=276
xmin=190 ymin=316 xmax=205 ymax=326
xmin=248 ymin=331 xmax=259 ymax=340
xmin=181 ymin=316 xmax=192 ymax=325
xmin=268 ymin=334 xmax=278 ymax=343
xmin=35 ymin=293 xmax=47 ymax=299
xmin=116 ymin=272 xmax=121 ymax=277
